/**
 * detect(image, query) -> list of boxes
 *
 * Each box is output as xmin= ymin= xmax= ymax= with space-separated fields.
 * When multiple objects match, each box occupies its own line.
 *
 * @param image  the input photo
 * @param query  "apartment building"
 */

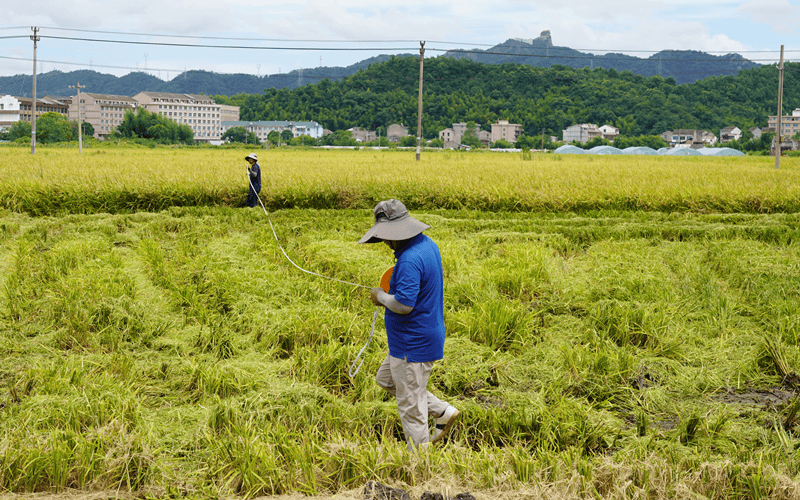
xmin=0 ymin=94 xmax=69 ymax=131
xmin=69 ymin=93 xmax=138 ymax=139
xmin=134 ymin=92 xmax=225 ymax=142
xmin=490 ymin=120 xmax=523 ymax=143
xmin=220 ymin=104 xmax=240 ymax=123
xmin=767 ymin=109 xmax=800 ymax=137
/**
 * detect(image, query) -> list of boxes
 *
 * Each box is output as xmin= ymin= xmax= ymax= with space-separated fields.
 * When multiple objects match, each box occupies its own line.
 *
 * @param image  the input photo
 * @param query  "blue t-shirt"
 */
xmin=384 ymin=233 xmax=445 ymax=363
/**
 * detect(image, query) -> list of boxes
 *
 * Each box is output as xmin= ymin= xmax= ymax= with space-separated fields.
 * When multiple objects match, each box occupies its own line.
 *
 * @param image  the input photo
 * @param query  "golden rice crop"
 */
xmin=1 ymin=146 xmax=800 ymax=214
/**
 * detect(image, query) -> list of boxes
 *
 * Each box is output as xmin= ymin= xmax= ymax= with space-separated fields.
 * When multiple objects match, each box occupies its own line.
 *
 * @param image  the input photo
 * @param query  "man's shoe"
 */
xmin=431 ymin=405 xmax=459 ymax=444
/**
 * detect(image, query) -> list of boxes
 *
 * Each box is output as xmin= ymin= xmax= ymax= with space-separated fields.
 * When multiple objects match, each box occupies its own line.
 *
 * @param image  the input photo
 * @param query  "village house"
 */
xmin=562 ymin=123 xmax=619 ymax=144
xmin=660 ymin=129 xmax=718 ymax=148
xmin=490 ymin=120 xmax=523 ymax=143
xmin=719 ymin=126 xmax=742 ymax=143
xmin=562 ymin=124 xmax=602 ymax=144
xmin=598 ymin=124 xmax=620 ymax=141
xmin=387 ymin=123 xmax=408 ymax=142
xmin=348 ymin=127 xmax=377 ymax=142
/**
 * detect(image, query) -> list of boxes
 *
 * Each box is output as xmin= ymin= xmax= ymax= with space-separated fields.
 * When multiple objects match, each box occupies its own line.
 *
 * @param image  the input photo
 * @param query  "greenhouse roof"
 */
xmin=622 ymin=147 xmax=658 ymax=155
xmin=588 ymin=146 xmax=623 ymax=155
xmin=554 ymin=145 xmax=586 ymax=154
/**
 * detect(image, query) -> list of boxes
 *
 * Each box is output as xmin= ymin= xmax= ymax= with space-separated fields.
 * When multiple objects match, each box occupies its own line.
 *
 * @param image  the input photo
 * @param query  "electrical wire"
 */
xmin=248 ymin=166 xmax=369 ymax=290
xmin=6 ymin=25 xmax=800 ymax=55
xmin=246 ymin=165 xmax=379 ymax=377
xmin=15 ymin=34 xmax=785 ymax=64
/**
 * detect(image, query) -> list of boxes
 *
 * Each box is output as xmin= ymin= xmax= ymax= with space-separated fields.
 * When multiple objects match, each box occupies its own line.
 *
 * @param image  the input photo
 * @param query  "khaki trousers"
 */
xmin=376 ymin=354 xmax=448 ymax=449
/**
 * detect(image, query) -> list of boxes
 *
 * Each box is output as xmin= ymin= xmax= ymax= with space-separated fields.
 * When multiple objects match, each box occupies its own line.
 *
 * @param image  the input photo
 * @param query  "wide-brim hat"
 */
xmin=245 ymin=153 xmax=258 ymax=161
xmin=358 ymin=199 xmax=430 ymax=244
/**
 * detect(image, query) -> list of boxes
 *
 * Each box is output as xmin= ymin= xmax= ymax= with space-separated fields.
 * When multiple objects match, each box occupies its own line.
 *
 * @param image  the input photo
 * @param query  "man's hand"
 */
xmin=370 ymin=287 xmax=384 ymax=306
xmin=370 ymin=287 xmax=413 ymax=314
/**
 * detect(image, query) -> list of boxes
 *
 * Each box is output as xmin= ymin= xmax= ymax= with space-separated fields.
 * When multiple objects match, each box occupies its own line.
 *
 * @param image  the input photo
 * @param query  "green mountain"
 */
xmin=0 ymin=35 xmax=758 ymax=97
xmin=0 ymin=54 xmax=409 ymax=98
xmin=444 ymin=32 xmax=758 ymax=85
xmin=216 ymin=56 xmax=790 ymax=140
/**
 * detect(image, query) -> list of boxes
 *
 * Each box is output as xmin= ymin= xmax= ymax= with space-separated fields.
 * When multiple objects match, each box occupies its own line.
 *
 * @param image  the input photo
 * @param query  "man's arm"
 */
xmin=371 ymin=287 xmax=413 ymax=315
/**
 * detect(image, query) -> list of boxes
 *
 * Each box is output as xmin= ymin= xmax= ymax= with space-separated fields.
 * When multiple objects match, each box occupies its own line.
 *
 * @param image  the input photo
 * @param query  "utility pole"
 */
xmin=30 ymin=26 xmax=40 ymax=155
xmin=416 ymin=41 xmax=425 ymax=161
xmin=775 ymin=45 xmax=785 ymax=169
xmin=69 ymin=82 xmax=86 ymax=153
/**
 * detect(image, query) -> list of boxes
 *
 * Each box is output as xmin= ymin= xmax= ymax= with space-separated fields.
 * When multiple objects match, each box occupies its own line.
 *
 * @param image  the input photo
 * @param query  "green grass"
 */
xmin=3 ymin=148 xmax=800 ymax=498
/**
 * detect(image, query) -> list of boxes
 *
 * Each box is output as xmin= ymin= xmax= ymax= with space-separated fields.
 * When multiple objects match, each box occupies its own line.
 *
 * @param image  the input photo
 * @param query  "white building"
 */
xmin=720 ymin=126 xmax=742 ymax=143
xmin=0 ymin=94 xmax=69 ymax=132
xmin=598 ymin=124 xmax=620 ymax=141
xmin=134 ymin=92 xmax=230 ymax=142
xmin=0 ymin=95 xmax=22 ymax=131
xmin=221 ymin=120 xmax=323 ymax=143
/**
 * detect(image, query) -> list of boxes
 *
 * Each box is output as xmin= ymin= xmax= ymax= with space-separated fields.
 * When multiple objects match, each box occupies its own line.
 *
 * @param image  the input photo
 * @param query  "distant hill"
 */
xmin=443 ymin=32 xmax=759 ymax=85
xmin=0 ymin=54 xmax=411 ymax=98
xmin=0 ymin=32 xmax=759 ymax=97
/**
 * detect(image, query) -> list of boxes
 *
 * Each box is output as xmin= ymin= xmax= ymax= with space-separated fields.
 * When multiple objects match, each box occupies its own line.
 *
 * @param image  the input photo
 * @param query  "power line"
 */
xmin=37 ymin=26 xmax=492 ymax=47
xmin=27 ymin=35 xmax=788 ymax=63
xmin=40 ymin=35 xmax=419 ymax=51
xmin=5 ymin=25 xmax=800 ymax=55
xmin=0 ymin=55 xmax=179 ymax=73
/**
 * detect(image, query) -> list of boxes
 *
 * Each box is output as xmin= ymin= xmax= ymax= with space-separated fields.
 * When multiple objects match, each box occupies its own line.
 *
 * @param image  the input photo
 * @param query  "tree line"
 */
xmin=213 ymin=57 xmax=797 ymax=150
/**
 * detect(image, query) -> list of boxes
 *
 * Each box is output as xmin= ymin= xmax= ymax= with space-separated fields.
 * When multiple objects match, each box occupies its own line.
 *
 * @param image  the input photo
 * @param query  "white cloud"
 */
xmin=738 ymin=0 xmax=800 ymax=35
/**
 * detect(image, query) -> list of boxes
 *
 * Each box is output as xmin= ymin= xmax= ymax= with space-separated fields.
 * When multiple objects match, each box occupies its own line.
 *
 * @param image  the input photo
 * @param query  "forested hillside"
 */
xmin=0 ymin=55 xmax=406 ymax=98
xmin=214 ymin=56 xmax=797 ymax=140
xmin=445 ymin=40 xmax=757 ymax=85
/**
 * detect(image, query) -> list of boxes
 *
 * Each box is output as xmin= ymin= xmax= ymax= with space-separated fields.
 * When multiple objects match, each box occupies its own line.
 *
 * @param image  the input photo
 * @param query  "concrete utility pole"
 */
xmin=416 ymin=41 xmax=425 ymax=161
xmin=69 ymin=82 xmax=86 ymax=153
xmin=30 ymin=26 xmax=40 ymax=155
xmin=775 ymin=45 xmax=785 ymax=170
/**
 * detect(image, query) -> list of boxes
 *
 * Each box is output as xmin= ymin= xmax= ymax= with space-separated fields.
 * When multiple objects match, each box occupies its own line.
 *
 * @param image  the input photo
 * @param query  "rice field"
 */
xmin=2 ymin=147 xmax=800 ymax=214
xmin=2 ymin=146 xmax=800 ymax=499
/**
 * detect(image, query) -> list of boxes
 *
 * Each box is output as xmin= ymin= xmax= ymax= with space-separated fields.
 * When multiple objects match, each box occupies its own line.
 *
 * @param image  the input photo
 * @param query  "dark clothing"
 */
xmin=384 ymin=233 xmax=446 ymax=363
xmin=246 ymin=161 xmax=261 ymax=207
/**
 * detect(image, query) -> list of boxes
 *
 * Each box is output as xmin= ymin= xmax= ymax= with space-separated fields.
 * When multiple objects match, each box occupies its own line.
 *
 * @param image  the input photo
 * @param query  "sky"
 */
xmin=1 ymin=0 xmax=800 ymax=81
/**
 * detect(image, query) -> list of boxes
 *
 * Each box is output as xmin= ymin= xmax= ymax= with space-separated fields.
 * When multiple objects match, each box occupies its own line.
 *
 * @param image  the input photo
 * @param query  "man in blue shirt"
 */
xmin=245 ymin=153 xmax=261 ymax=208
xmin=359 ymin=199 xmax=459 ymax=450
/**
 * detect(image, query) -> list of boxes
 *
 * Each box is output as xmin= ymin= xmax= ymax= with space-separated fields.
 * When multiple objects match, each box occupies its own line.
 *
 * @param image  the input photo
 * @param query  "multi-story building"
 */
xmin=220 ymin=104 xmax=240 ymax=123
xmin=563 ymin=124 xmax=602 ymax=144
xmin=220 ymin=120 xmax=323 ymax=143
xmin=491 ymin=120 xmax=523 ymax=143
xmin=439 ymin=123 xmax=482 ymax=145
xmin=0 ymin=95 xmax=69 ymax=131
xmin=134 ymin=92 xmax=226 ymax=142
xmin=767 ymin=109 xmax=800 ymax=137
xmin=69 ymin=93 xmax=138 ymax=139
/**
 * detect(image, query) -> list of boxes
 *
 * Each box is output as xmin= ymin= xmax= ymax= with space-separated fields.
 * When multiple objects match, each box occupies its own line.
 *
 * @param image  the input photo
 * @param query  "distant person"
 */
xmin=359 ymin=199 xmax=459 ymax=451
xmin=245 ymin=153 xmax=261 ymax=207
